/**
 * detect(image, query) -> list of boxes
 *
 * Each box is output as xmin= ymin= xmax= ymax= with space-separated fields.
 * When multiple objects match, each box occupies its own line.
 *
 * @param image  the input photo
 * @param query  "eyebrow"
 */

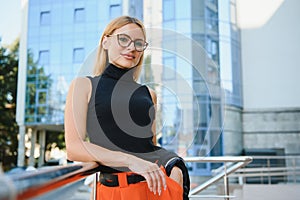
xmin=115 ymin=33 xmax=145 ymax=41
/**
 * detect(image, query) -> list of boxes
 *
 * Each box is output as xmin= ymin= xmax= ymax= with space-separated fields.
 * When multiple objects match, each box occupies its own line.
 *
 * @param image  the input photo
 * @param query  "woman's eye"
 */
xmin=119 ymin=37 xmax=129 ymax=42
xmin=135 ymin=41 xmax=143 ymax=47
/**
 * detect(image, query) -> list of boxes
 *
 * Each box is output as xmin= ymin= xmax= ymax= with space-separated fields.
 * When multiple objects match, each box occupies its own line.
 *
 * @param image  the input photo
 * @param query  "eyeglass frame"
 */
xmin=106 ymin=33 xmax=148 ymax=52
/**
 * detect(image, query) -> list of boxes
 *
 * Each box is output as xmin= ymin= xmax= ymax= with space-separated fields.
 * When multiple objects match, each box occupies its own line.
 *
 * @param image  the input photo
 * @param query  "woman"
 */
xmin=65 ymin=16 xmax=189 ymax=200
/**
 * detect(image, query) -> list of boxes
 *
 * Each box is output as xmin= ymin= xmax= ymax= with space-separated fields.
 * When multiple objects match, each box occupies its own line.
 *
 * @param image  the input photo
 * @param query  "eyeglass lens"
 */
xmin=117 ymin=34 xmax=147 ymax=51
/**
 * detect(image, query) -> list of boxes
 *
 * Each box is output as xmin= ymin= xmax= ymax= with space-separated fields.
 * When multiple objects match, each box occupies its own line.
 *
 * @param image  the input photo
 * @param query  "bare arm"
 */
xmin=65 ymin=77 xmax=166 ymax=195
xmin=65 ymin=77 xmax=129 ymax=166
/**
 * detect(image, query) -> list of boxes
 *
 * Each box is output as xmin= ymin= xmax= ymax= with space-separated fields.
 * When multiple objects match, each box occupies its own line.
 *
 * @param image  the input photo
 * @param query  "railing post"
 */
xmin=267 ymin=158 xmax=271 ymax=184
xmin=238 ymin=175 xmax=243 ymax=185
xmin=93 ymin=172 xmax=98 ymax=200
xmin=223 ymin=163 xmax=229 ymax=200
xmin=292 ymin=158 xmax=296 ymax=183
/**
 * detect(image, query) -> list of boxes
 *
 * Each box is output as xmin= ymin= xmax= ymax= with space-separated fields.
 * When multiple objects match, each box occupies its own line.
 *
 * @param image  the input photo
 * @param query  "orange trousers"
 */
xmin=96 ymin=170 xmax=183 ymax=200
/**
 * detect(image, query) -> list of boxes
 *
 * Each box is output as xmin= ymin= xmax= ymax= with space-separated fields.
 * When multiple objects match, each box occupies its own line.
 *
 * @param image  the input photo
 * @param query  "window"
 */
xmin=163 ymin=0 xmax=175 ymax=21
xmin=36 ymin=89 xmax=48 ymax=105
xmin=163 ymin=57 xmax=176 ymax=80
xmin=74 ymin=8 xmax=85 ymax=23
xmin=38 ymin=50 xmax=50 ymax=66
xmin=110 ymin=4 xmax=121 ymax=19
xmin=205 ymin=8 xmax=218 ymax=31
xmin=73 ymin=48 xmax=84 ymax=63
xmin=40 ymin=11 xmax=51 ymax=25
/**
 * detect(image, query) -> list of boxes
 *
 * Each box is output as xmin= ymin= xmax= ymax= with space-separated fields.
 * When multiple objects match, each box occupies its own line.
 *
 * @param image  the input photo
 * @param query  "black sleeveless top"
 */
xmin=86 ymin=63 xmax=177 ymax=173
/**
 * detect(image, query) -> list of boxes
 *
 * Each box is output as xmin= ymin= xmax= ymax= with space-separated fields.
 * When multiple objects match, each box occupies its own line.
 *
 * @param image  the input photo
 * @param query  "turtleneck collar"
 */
xmin=102 ymin=63 xmax=135 ymax=81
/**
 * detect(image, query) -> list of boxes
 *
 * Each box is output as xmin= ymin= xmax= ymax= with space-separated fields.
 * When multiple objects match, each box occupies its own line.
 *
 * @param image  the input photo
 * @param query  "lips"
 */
xmin=121 ymin=53 xmax=136 ymax=60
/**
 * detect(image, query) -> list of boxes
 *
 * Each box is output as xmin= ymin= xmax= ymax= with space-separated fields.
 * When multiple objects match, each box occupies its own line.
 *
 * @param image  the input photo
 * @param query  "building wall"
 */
xmin=223 ymin=106 xmax=243 ymax=155
xmin=241 ymin=0 xmax=300 ymax=109
xmin=243 ymin=108 xmax=300 ymax=154
xmin=240 ymin=0 xmax=300 ymax=154
xmin=25 ymin=0 xmax=120 ymax=125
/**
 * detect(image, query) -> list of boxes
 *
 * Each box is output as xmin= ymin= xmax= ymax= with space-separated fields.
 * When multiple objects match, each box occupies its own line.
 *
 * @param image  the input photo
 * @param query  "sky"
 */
xmin=0 ymin=0 xmax=21 ymax=45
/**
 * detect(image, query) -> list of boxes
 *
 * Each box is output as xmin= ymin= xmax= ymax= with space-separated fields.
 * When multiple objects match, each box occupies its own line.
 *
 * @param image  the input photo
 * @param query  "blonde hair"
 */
xmin=93 ymin=16 xmax=146 ymax=81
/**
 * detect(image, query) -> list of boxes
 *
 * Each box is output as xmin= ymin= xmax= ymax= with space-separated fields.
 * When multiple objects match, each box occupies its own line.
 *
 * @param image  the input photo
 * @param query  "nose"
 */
xmin=127 ymin=41 xmax=135 ymax=51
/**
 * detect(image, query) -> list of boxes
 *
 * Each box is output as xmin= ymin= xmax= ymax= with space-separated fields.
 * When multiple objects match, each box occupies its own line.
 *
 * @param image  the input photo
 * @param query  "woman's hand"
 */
xmin=127 ymin=155 xmax=166 ymax=196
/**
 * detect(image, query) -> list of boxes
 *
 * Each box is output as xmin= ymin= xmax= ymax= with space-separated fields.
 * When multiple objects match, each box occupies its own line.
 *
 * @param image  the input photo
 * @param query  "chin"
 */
xmin=118 ymin=60 xmax=138 ymax=69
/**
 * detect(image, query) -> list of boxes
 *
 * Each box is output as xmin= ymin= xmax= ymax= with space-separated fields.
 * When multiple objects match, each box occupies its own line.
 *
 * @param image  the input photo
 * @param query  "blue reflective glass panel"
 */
xmin=40 ymin=11 xmax=51 ymax=25
xmin=73 ymin=48 xmax=85 ymax=63
xmin=74 ymin=8 xmax=85 ymax=23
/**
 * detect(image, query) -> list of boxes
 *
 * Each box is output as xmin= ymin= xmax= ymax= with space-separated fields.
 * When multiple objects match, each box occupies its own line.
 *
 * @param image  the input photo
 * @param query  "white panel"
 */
xmin=241 ymin=0 xmax=300 ymax=109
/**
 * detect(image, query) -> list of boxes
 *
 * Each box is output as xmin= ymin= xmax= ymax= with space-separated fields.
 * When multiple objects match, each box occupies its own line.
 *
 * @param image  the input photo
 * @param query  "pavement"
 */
xmin=33 ymin=179 xmax=92 ymax=200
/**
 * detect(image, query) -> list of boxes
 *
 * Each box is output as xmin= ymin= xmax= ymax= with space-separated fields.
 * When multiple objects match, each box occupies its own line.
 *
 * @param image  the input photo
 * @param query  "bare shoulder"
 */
xmin=68 ymin=77 xmax=92 ymax=101
xmin=146 ymin=86 xmax=157 ymax=104
xmin=70 ymin=76 xmax=91 ymax=85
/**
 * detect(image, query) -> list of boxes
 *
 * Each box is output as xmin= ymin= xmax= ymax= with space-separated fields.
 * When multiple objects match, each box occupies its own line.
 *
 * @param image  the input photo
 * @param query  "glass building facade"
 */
xmin=24 ymin=0 xmax=143 ymax=126
xmin=160 ymin=0 xmax=242 ymax=175
xmin=19 ymin=0 xmax=242 ymax=174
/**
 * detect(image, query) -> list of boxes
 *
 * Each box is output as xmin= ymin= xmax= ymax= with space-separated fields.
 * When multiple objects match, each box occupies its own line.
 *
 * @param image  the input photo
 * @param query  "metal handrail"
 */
xmin=232 ymin=171 xmax=300 ymax=177
xmin=0 ymin=156 xmax=252 ymax=200
xmin=231 ymin=155 xmax=300 ymax=184
xmin=184 ymin=156 xmax=253 ymax=199
xmin=236 ymin=166 xmax=300 ymax=172
xmin=251 ymin=155 xmax=300 ymax=159
xmin=0 ymin=162 xmax=100 ymax=200
xmin=184 ymin=156 xmax=252 ymax=163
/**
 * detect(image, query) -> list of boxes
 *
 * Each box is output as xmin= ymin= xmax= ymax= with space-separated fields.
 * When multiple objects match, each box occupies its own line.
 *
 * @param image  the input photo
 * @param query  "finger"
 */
xmin=148 ymin=171 xmax=157 ymax=194
xmin=143 ymin=173 xmax=153 ymax=192
xmin=158 ymin=168 xmax=167 ymax=190
xmin=153 ymin=169 xmax=162 ymax=195
xmin=150 ymin=168 xmax=160 ymax=195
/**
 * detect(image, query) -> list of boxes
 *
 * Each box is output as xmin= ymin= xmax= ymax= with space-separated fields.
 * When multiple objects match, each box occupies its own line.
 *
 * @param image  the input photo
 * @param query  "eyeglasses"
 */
xmin=107 ymin=33 xmax=148 ymax=52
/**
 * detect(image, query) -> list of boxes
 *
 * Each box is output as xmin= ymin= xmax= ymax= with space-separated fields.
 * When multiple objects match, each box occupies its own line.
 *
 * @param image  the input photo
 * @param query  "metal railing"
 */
xmin=0 ymin=156 xmax=252 ymax=200
xmin=0 ymin=162 xmax=100 ymax=200
xmin=185 ymin=156 xmax=253 ymax=199
xmin=231 ymin=155 xmax=300 ymax=185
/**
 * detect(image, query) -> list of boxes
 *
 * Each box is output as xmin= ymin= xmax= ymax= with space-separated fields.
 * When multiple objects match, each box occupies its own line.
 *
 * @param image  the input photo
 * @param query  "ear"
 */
xmin=102 ymin=36 xmax=110 ymax=50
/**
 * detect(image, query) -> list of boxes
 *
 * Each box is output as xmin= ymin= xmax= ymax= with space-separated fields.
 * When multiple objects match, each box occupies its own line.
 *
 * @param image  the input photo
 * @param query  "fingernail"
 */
xmin=158 ymin=190 xmax=161 ymax=196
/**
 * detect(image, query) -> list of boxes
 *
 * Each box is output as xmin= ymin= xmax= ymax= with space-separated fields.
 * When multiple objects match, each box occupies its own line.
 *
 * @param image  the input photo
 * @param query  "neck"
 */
xmin=102 ymin=63 xmax=135 ymax=81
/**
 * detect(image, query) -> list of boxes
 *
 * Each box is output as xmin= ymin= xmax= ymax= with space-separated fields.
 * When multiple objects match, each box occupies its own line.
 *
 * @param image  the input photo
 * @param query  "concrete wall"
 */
xmin=243 ymin=108 xmax=300 ymax=154
xmin=223 ymin=106 xmax=243 ymax=155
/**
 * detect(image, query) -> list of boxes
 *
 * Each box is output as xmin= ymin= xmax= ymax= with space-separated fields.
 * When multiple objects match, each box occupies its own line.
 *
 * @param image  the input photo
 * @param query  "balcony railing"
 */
xmin=0 ymin=156 xmax=253 ymax=200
